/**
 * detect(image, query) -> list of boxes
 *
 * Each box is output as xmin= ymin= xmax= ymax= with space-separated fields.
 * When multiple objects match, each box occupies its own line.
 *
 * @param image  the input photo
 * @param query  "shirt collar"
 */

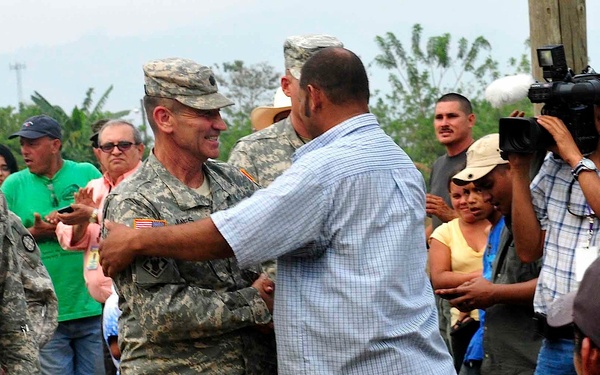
xmin=102 ymin=160 xmax=142 ymax=189
xmin=293 ymin=113 xmax=377 ymax=161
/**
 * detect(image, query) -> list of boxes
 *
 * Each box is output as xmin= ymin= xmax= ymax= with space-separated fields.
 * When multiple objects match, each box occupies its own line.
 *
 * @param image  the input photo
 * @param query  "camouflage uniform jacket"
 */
xmin=228 ymin=116 xmax=305 ymax=187
xmin=1 ymin=191 xmax=58 ymax=374
xmin=103 ymin=154 xmax=276 ymax=375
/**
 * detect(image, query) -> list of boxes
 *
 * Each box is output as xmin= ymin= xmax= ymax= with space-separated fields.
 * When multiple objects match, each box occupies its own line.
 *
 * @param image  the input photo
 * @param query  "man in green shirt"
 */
xmin=2 ymin=115 xmax=104 ymax=375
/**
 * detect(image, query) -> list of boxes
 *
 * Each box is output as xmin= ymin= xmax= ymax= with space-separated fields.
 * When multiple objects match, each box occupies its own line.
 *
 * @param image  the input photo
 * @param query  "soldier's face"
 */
xmin=282 ymin=72 xmax=306 ymax=132
xmin=171 ymin=106 xmax=227 ymax=161
xmin=98 ymin=124 xmax=144 ymax=180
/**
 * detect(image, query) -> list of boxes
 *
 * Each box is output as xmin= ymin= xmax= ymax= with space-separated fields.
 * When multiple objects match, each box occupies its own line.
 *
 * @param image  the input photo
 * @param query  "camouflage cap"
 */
xmin=143 ymin=58 xmax=234 ymax=110
xmin=284 ymin=34 xmax=343 ymax=79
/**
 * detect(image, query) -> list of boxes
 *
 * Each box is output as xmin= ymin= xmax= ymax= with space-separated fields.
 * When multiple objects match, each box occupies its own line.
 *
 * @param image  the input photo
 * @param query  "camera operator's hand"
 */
xmin=536 ymin=115 xmax=583 ymax=166
xmin=509 ymin=110 xmax=525 ymax=118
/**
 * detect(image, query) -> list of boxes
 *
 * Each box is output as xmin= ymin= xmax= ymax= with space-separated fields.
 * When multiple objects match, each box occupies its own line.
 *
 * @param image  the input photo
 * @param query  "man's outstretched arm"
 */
xmin=99 ymin=218 xmax=233 ymax=277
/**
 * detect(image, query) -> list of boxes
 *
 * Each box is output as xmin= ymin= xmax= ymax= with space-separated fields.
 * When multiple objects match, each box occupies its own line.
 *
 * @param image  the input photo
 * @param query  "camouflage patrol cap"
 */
xmin=284 ymin=34 xmax=343 ymax=79
xmin=143 ymin=58 xmax=234 ymax=110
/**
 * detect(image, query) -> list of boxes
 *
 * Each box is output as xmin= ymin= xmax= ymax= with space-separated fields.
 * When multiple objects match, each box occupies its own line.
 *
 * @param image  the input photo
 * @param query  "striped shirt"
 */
xmin=212 ymin=113 xmax=454 ymax=375
xmin=531 ymin=153 xmax=600 ymax=314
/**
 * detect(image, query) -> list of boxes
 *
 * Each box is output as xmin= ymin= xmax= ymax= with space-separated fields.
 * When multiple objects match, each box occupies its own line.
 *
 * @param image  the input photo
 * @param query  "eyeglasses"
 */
xmin=567 ymin=179 xmax=595 ymax=219
xmin=47 ymin=183 xmax=59 ymax=207
xmin=99 ymin=141 xmax=137 ymax=153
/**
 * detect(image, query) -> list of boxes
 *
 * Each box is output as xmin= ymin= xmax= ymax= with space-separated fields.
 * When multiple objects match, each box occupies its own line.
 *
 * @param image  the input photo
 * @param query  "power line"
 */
xmin=9 ymin=62 xmax=26 ymax=105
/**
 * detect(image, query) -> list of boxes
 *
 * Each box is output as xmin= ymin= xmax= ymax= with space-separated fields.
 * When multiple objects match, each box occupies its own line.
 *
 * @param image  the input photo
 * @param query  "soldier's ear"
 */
xmin=153 ymin=106 xmax=174 ymax=134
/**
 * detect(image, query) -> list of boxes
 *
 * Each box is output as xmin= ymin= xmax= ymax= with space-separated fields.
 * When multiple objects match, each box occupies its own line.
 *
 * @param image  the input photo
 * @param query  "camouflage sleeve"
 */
xmin=104 ymin=193 xmax=272 ymax=344
xmin=227 ymin=142 xmax=260 ymax=184
xmin=10 ymin=211 xmax=58 ymax=349
xmin=0 ymin=234 xmax=41 ymax=374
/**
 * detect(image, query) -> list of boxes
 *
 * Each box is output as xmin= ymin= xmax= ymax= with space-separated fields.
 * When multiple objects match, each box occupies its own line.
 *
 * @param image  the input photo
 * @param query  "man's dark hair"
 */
xmin=0 ymin=144 xmax=18 ymax=174
xmin=299 ymin=47 xmax=369 ymax=105
xmin=437 ymin=93 xmax=473 ymax=115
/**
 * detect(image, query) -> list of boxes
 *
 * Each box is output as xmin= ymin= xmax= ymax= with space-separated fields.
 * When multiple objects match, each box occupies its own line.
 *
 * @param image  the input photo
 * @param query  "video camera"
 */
xmin=499 ymin=44 xmax=600 ymax=155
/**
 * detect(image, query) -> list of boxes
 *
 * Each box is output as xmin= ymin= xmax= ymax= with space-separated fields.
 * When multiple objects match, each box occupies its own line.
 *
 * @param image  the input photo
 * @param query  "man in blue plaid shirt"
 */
xmin=511 ymin=107 xmax=600 ymax=375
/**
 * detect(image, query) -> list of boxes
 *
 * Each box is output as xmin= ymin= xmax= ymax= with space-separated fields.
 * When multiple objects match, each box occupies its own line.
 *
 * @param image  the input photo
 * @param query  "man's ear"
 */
xmin=153 ymin=106 xmax=174 ymax=134
xmin=468 ymin=113 xmax=476 ymax=129
xmin=307 ymin=85 xmax=323 ymax=112
xmin=581 ymin=337 xmax=600 ymax=374
xmin=281 ymin=75 xmax=292 ymax=97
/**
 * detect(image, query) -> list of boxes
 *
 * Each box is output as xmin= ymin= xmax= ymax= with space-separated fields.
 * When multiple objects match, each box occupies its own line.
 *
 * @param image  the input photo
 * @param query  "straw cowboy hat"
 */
xmin=250 ymin=87 xmax=292 ymax=131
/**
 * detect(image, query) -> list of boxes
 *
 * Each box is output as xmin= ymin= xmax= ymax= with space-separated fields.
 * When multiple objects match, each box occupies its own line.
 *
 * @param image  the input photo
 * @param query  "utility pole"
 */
xmin=528 ymin=0 xmax=587 ymax=80
xmin=9 ymin=62 xmax=26 ymax=106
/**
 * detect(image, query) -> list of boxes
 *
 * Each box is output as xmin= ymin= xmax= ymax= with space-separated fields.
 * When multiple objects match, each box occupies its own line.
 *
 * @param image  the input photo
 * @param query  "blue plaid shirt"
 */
xmin=212 ymin=114 xmax=454 ymax=375
xmin=531 ymin=153 xmax=600 ymax=314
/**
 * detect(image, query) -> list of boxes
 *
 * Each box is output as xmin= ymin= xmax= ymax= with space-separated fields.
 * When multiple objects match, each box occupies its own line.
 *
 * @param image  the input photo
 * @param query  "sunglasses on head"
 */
xmin=99 ymin=141 xmax=137 ymax=153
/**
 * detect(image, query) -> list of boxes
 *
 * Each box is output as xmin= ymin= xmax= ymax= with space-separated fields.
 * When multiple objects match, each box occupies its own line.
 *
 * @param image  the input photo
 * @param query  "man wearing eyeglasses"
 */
xmin=53 ymin=120 xmax=143 ymax=375
xmin=55 ymin=120 xmax=144 ymax=305
xmin=1 ymin=115 xmax=104 ymax=375
xmin=510 ymin=108 xmax=600 ymax=375
xmin=100 ymin=58 xmax=276 ymax=374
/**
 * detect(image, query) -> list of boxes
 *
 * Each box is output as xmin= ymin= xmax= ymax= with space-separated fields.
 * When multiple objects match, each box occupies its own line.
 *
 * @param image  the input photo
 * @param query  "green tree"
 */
xmin=30 ymin=86 xmax=130 ymax=166
xmin=213 ymin=60 xmax=281 ymax=161
xmin=0 ymin=103 xmax=44 ymax=169
xmin=372 ymin=24 xmax=532 ymax=179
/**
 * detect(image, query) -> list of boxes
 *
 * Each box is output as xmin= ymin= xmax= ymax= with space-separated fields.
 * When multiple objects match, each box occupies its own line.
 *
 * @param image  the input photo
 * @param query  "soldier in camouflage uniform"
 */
xmin=102 ymin=58 xmax=277 ymax=375
xmin=1 ymin=190 xmax=58 ymax=374
xmin=227 ymin=34 xmax=343 ymax=187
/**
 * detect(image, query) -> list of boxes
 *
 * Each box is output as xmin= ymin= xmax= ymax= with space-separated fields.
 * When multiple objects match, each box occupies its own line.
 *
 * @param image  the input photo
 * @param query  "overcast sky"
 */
xmin=1 ymin=0 xmax=598 ymax=118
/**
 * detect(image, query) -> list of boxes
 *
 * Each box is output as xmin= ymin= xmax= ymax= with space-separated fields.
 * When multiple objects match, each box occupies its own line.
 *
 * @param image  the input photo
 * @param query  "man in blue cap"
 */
xmin=2 ymin=114 xmax=104 ymax=375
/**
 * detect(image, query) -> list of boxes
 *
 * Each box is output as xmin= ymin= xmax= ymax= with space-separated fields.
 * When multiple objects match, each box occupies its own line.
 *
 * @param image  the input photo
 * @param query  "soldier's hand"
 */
xmin=425 ymin=194 xmax=457 ymax=223
xmin=99 ymin=221 xmax=137 ymax=277
xmin=252 ymin=273 xmax=275 ymax=313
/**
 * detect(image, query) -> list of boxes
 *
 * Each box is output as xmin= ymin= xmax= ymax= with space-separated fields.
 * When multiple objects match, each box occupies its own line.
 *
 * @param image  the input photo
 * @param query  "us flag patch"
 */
xmin=133 ymin=219 xmax=167 ymax=229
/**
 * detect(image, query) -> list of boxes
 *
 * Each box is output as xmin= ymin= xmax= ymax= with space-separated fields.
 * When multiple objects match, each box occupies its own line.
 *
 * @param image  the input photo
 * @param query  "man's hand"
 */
xmin=74 ymin=187 xmax=96 ymax=207
xmin=536 ymin=115 xmax=583 ymax=166
xmin=54 ymin=204 xmax=95 ymax=225
xmin=435 ymin=277 xmax=496 ymax=311
xmin=252 ymin=273 xmax=275 ymax=333
xmin=28 ymin=213 xmax=57 ymax=240
xmin=99 ymin=221 xmax=138 ymax=277
xmin=425 ymin=194 xmax=457 ymax=223
xmin=252 ymin=273 xmax=275 ymax=314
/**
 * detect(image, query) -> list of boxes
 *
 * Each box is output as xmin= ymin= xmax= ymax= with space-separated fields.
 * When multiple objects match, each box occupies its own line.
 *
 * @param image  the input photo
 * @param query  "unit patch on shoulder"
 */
xmin=22 ymin=234 xmax=36 ymax=252
xmin=142 ymin=257 xmax=168 ymax=278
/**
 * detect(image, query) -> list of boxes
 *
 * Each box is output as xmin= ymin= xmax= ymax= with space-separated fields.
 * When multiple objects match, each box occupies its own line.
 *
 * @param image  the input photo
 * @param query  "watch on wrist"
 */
xmin=89 ymin=208 xmax=99 ymax=224
xmin=571 ymin=158 xmax=597 ymax=180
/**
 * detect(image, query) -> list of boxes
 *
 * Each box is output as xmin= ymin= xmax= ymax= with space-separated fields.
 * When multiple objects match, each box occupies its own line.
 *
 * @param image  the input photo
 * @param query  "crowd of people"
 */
xmin=1 ymin=33 xmax=599 ymax=375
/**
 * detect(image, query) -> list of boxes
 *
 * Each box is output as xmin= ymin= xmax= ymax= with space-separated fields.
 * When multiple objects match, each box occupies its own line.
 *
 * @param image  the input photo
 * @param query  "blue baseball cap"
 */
xmin=9 ymin=115 xmax=62 ymax=140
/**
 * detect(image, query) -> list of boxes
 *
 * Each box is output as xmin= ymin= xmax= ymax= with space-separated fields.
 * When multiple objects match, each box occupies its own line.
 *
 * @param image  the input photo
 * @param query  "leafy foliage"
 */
xmin=0 ymin=87 xmax=133 ymax=170
xmin=372 ymin=24 xmax=532 ymax=179
xmin=213 ymin=60 xmax=281 ymax=161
